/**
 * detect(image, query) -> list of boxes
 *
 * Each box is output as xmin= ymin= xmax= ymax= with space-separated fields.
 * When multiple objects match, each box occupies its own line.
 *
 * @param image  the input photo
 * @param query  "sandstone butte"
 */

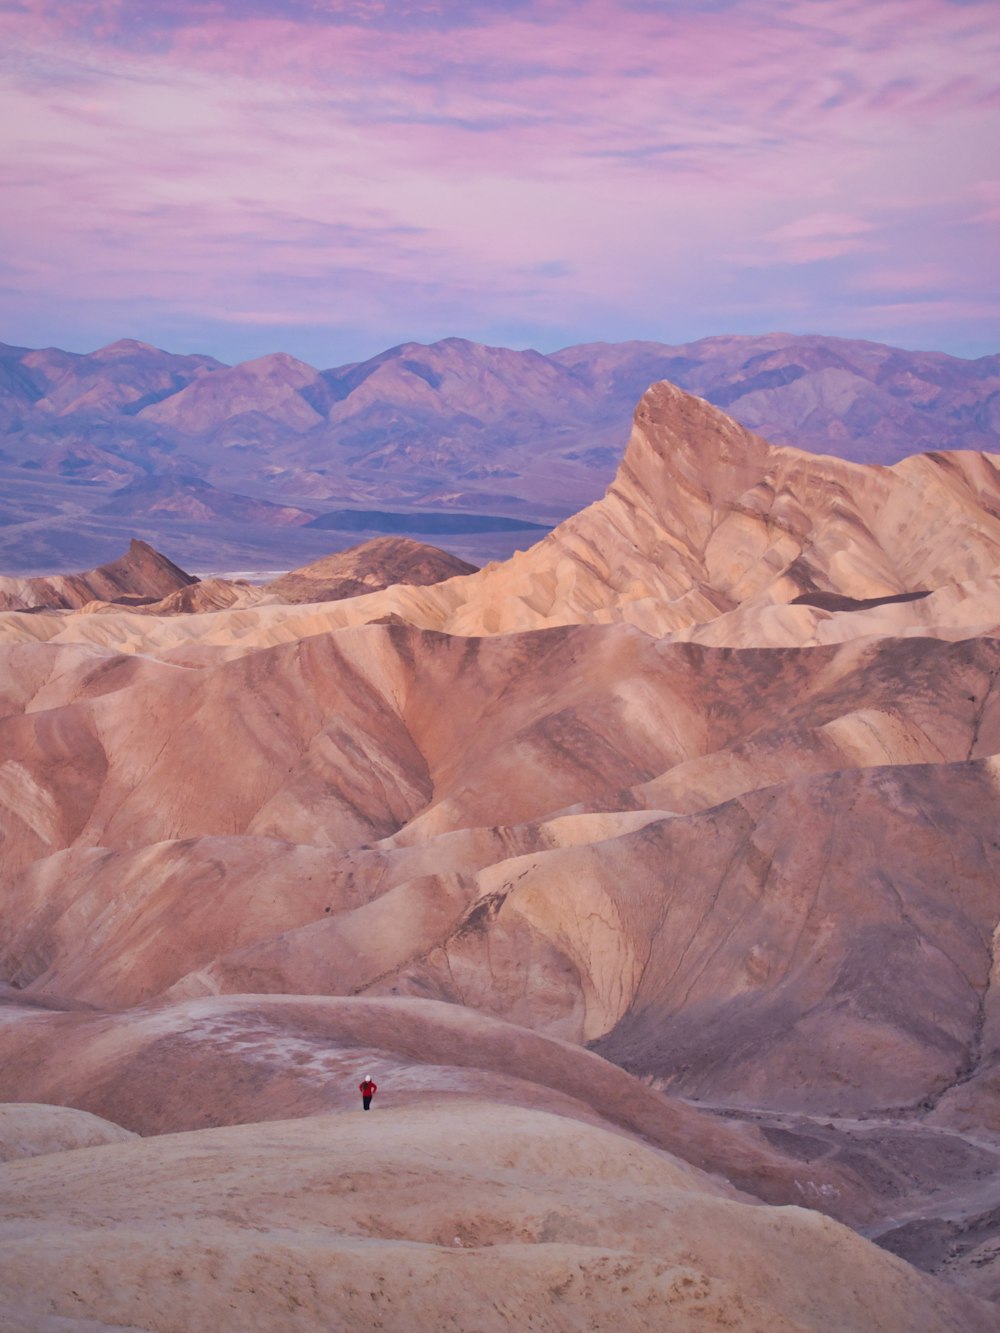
xmin=1 ymin=380 xmax=1000 ymax=1331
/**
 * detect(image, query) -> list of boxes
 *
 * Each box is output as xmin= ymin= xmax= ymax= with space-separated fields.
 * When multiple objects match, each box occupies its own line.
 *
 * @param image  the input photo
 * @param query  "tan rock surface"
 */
xmin=135 ymin=576 xmax=269 ymax=616
xmin=1 ymin=622 xmax=998 ymax=1116
xmin=354 ymin=760 xmax=1000 ymax=1112
xmin=0 ymin=1098 xmax=992 ymax=1333
xmin=0 ymin=994 xmax=861 ymax=1216
xmin=0 ymin=1103 xmax=134 ymax=1162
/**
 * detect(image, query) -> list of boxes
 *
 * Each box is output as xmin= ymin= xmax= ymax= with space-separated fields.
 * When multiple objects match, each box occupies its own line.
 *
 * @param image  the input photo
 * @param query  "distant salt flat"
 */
xmin=192 ymin=569 xmax=289 ymax=583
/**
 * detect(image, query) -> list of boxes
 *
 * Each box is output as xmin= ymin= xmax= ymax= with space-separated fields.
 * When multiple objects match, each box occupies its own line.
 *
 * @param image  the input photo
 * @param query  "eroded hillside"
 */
xmin=2 ymin=380 xmax=1000 ymax=1329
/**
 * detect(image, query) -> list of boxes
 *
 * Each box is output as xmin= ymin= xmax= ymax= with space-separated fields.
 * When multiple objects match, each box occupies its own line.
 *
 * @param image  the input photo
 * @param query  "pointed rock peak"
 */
xmin=0 ymin=539 xmax=199 ymax=610
xmin=629 ymin=377 xmax=772 ymax=461
xmin=96 ymin=540 xmax=198 ymax=589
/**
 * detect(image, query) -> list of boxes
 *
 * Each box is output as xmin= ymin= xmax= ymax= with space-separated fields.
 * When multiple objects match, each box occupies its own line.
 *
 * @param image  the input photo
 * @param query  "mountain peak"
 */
xmin=239 ymin=351 xmax=319 ymax=377
xmin=0 ymin=539 xmax=197 ymax=611
xmin=96 ymin=338 xmax=161 ymax=356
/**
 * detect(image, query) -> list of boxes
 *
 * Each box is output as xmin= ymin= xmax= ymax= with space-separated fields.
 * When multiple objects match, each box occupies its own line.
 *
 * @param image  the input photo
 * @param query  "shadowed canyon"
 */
xmin=2 ymin=380 xmax=1000 ymax=1330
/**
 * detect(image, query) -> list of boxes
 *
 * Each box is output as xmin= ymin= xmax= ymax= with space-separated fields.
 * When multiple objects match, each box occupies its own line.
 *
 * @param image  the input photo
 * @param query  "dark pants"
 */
xmin=363 ymin=1095 xmax=372 ymax=1110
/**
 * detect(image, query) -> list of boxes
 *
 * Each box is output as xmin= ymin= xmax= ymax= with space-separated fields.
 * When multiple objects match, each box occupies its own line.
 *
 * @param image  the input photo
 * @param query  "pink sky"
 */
xmin=1 ymin=0 xmax=998 ymax=364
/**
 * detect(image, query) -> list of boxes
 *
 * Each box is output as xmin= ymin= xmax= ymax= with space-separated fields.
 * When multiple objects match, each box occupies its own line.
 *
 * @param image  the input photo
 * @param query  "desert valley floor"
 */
xmin=2 ymin=381 xmax=1000 ymax=1330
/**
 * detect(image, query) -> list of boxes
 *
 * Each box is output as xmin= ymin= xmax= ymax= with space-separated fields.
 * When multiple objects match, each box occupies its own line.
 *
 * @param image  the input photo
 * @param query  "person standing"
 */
xmin=359 ymin=1074 xmax=377 ymax=1110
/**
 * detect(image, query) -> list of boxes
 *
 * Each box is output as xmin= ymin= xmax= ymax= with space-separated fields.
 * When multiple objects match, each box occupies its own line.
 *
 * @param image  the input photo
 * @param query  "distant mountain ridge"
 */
xmin=0 ymin=331 xmax=997 ymax=573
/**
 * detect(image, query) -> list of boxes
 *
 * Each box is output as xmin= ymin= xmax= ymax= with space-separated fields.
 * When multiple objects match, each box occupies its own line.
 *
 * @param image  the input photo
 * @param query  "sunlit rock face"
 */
xmin=2 ymin=378 xmax=1000 ymax=1326
xmin=344 ymin=378 xmax=1000 ymax=638
xmin=66 ymin=376 xmax=993 ymax=642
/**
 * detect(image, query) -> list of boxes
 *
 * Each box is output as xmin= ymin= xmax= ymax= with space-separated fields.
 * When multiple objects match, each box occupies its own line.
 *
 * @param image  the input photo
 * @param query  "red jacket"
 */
xmin=360 ymin=1080 xmax=377 ymax=1096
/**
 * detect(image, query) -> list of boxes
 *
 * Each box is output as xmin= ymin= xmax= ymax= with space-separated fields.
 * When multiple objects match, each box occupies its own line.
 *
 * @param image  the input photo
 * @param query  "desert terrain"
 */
xmin=2 ymin=379 xmax=1000 ymax=1330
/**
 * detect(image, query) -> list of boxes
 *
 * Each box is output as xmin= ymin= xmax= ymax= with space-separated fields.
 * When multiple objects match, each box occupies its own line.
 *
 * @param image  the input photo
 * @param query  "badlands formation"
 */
xmin=2 ymin=381 xmax=1000 ymax=1330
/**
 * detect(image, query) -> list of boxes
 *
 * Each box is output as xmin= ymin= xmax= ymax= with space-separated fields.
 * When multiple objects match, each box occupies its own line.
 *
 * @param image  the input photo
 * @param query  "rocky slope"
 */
xmin=2 ymin=379 xmax=1000 ymax=1325
xmin=0 ymin=621 xmax=996 ymax=1112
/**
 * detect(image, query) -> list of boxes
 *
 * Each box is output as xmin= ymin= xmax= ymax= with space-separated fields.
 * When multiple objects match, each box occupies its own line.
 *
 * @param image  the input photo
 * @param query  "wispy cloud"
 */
xmin=1 ymin=0 xmax=998 ymax=361
xmin=763 ymin=213 xmax=879 ymax=265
